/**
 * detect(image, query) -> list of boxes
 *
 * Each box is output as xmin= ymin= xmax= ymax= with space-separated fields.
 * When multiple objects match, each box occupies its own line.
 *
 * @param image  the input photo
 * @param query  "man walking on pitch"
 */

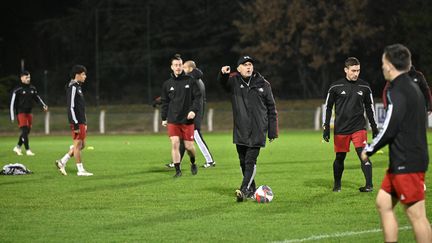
xmin=10 ymin=70 xmax=48 ymax=156
xmin=165 ymin=60 xmax=216 ymax=169
xmin=362 ymin=44 xmax=431 ymax=243
xmin=218 ymin=55 xmax=278 ymax=202
xmin=161 ymin=54 xmax=202 ymax=177
xmin=323 ymin=57 xmax=378 ymax=192
xmin=55 ymin=65 xmax=93 ymax=176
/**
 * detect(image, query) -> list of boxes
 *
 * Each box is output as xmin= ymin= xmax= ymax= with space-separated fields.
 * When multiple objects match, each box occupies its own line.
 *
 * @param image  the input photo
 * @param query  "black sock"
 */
xmin=174 ymin=163 xmax=181 ymax=172
xmin=190 ymin=156 xmax=195 ymax=164
xmin=356 ymin=147 xmax=373 ymax=187
xmin=333 ymin=152 xmax=346 ymax=187
xmin=20 ymin=126 xmax=30 ymax=150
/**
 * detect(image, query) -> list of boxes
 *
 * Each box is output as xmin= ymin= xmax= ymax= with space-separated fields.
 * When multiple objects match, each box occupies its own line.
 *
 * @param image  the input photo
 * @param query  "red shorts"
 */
xmin=334 ymin=130 xmax=367 ymax=152
xmin=167 ymin=123 xmax=194 ymax=141
xmin=70 ymin=124 xmax=87 ymax=140
xmin=17 ymin=113 xmax=33 ymax=128
xmin=381 ymin=171 xmax=426 ymax=204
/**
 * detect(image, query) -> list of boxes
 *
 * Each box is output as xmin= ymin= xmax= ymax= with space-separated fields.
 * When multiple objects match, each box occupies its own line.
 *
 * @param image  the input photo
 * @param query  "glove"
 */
xmin=322 ymin=126 xmax=330 ymax=142
xmin=372 ymin=126 xmax=379 ymax=139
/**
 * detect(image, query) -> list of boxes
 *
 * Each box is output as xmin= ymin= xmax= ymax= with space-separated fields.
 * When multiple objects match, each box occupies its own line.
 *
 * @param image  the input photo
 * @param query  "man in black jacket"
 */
xmin=55 ymin=65 xmax=93 ymax=176
xmin=362 ymin=44 xmax=431 ymax=243
xmin=322 ymin=57 xmax=378 ymax=193
xmin=10 ymin=70 xmax=48 ymax=156
xmin=165 ymin=60 xmax=216 ymax=169
xmin=161 ymin=54 xmax=202 ymax=177
xmin=218 ymin=55 xmax=278 ymax=202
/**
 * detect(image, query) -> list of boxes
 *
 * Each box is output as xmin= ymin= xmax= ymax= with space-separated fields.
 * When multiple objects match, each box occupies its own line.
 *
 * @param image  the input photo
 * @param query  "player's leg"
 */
xmin=404 ymin=200 xmax=432 ymax=243
xmin=355 ymin=147 xmax=373 ymax=191
xmin=184 ymin=140 xmax=197 ymax=175
xmin=170 ymin=136 xmax=182 ymax=177
xmin=333 ymin=134 xmax=349 ymax=191
xmin=182 ymin=124 xmax=197 ymax=175
xmin=376 ymin=189 xmax=399 ymax=242
xmin=193 ymin=129 xmax=215 ymax=168
xmin=239 ymin=147 xmax=260 ymax=198
xmin=179 ymin=139 xmax=186 ymax=161
xmin=333 ymin=152 xmax=346 ymax=192
xmin=74 ymin=124 xmax=92 ymax=176
xmin=24 ymin=114 xmax=34 ymax=155
xmin=352 ymin=130 xmax=372 ymax=192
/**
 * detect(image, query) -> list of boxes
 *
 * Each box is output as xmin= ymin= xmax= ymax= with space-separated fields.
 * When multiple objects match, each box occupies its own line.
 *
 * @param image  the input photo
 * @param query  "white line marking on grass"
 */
xmin=272 ymin=226 xmax=412 ymax=243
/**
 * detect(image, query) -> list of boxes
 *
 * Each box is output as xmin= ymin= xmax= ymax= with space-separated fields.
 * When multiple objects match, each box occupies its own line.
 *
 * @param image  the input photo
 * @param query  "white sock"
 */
xmin=61 ymin=154 xmax=71 ymax=165
xmin=76 ymin=163 xmax=85 ymax=172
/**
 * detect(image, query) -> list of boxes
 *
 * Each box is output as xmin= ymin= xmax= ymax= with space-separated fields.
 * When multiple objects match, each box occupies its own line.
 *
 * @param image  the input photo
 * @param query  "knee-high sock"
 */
xmin=356 ymin=147 xmax=373 ymax=187
xmin=18 ymin=126 xmax=30 ymax=150
xmin=333 ymin=152 xmax=346 ymax=187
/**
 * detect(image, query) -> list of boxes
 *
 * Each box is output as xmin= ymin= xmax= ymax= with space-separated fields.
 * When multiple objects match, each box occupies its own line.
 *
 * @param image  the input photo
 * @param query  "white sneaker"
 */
xmin=13 ymin=146 xmax=23 ymax=156
xmin=203 ymin=162 xmax=216 ymax=168
xmin=77 ymin=171 xmax=93 ymax=176
xmin=55 ymin=160 xmax=67 ymax=176
xmin=26 ymin=150 xmax=35 ymax=156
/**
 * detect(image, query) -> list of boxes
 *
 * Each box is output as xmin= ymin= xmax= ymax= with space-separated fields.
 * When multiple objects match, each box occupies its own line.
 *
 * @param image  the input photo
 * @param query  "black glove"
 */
xmin=322 ymin=126 xmax=330 ymax=142
xmin=372 ymin=126 xmax=379 ymax=139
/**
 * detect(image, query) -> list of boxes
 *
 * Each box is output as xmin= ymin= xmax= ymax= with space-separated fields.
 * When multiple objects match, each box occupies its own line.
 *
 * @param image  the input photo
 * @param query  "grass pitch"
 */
xmin=0 ymin=131 xmax=431 ymax=242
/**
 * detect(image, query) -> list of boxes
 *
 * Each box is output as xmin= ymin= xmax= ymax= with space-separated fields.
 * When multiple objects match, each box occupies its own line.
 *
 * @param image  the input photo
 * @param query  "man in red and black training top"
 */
xmin=362 ymin=43 xmax=431 ymax=243
xmin=382 ymin=65 xmax=432 ymax=114
xmin=161 ymin=54 xmax=202 ymax=178
xmin=323 ymin=57 xmax=378 ymax=193
xmin=55 ymin=65 xmax=93 ymax=176
xmin=10 ymin=70 xmax=48 ymax=156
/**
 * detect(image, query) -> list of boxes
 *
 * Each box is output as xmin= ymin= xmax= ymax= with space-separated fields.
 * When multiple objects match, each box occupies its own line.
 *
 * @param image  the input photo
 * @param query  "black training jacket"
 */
xmin=365 ymin=73 xmax=429 ymax=174
xmin=323 ymin=78 xmax=377 ymax=134
xmin=219 ymin=71 xmax=278 ymax=147
xmin=67 ymin=80 xmax=86 ymax=128
xmin=187 ymin=68 xmax=206 ymax=130
xmin=9 ymin=83 xmax=47 ymax=121
xmin=161 ymin=72 xmax=201 ymax=124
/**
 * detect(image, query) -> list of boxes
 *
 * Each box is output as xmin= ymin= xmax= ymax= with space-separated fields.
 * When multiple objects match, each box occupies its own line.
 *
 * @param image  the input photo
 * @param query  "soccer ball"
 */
xmin=254 ymin=185 xmax=273 ymax=203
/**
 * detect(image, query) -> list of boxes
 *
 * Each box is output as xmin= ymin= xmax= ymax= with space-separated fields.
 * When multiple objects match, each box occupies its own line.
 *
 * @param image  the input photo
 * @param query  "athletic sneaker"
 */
xmin=174 ymin=170 xmax=182 ymax=178
xmin=77 ymin=171 xmax=93 ymax=176
xmin=203 ymin=162 xmax=216 ymax=168
xmin=13 ymin=146 xmax=23 ymax=156
xmin=165 ymin=162 xmax=174 ymax=168
xmin=332 ymin=186 xmax=341 ymax=192
xmin=26 ymin=150 xmax=35 ymax=156
xmin=235 ymin=189 xmax=246 ymax=202
xmin=191 ymin=164 xmax=198 ymax=175
xmin=55 ymin=160 xmax=67 ymax=176
xmin=359 ymin=186 xmax=373 ymax=192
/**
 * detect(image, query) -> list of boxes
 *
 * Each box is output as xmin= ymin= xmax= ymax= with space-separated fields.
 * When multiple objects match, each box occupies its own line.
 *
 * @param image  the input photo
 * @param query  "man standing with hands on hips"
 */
xmin=362 ymin=44 xmax=431 ymax=243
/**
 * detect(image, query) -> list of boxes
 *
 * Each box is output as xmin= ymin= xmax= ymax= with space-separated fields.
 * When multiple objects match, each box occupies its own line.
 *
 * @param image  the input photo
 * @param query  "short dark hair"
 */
xmin=170 ymin=54 xmax=182 ymax=65
xmin=383 ymin=44 xmax=411 ymax=71
xmin=20 ymin=70 xmax=30 ymax=77
xmin=70 ymin=65 xmax=87 ymax=79
xmin=344 ymin=57 xmax=360 ymax=68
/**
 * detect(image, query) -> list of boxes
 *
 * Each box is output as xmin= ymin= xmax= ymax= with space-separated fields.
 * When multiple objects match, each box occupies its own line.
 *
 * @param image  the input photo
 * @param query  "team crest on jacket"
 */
xmin=258 ymin=88 xmax=264 ymax=92
xmin=357 ymin=91 xmax=363 ymax=96
xmin=22 ymin=91 xmax=26 ymax=94
xmin=169 ymin=87 xmax=174 ymax=91
xmin=240 ymin=84 xmax=244 ymax=88
xmin=185 ymin=84 xmax=190 ymax=88
xmin=341 ymin=91 xmax=346 ymax=95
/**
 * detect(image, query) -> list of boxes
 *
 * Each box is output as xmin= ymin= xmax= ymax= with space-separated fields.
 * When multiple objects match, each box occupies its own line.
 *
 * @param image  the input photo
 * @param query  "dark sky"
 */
xmin=0 ymin=1 xmax=77 ymax=75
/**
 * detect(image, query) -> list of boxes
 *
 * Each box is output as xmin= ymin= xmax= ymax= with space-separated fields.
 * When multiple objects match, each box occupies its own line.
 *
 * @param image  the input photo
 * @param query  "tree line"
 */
xmin=1 ymin=0 xmax=431 ymax=107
